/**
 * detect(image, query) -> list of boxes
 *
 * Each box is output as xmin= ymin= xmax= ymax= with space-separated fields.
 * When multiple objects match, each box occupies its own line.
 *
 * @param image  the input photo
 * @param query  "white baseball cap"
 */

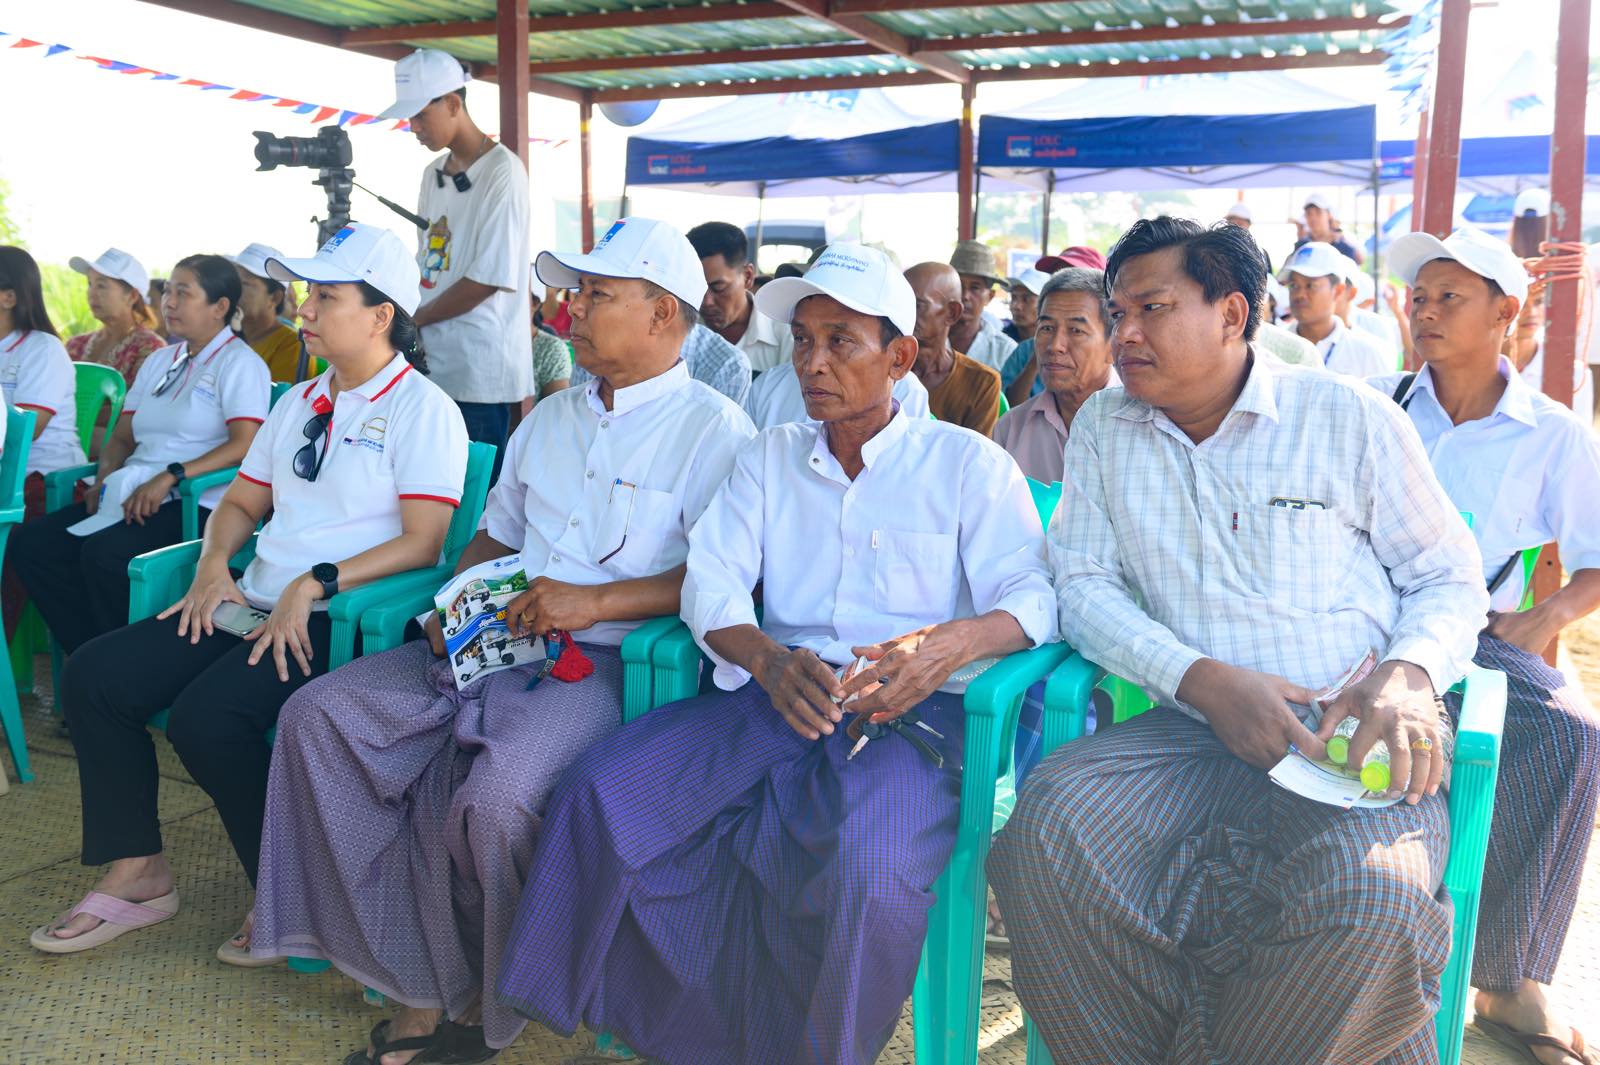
xmin=377 ymin=48 xmax=471 ymax=122
xmin=1009 ymin=268 xmax=1051 ymax=297
xmin=1512 ymin=187 xmax=1550 ymax=218
xmin=265 ymin=222 xmax=422 ymax=316
xmin=1225 ymin=201 xmax=1252 ymax=222
xmin=1351 ymin=267 xmax=1375 ymax=304
xmin=534 ymin=217 xmax=708 ymax=309
xmin=69 ymin=248 xmax=149 ymax=295
xmin=1279 ymin=242 xmax=1354 ymax=284
xmin=1389 ymin=226 xmax=1530 ymax=305
xmin=228 ymin=243 xmax=287 ymax=281
xmin=1303 ymin=192 xmax=1333 ymax=212
xmin=756 ymin=242 xmax=916 ymax=337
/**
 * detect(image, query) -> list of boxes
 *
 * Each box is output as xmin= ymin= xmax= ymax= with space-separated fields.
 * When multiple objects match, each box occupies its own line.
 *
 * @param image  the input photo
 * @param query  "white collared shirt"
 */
xmin=1050 ymin=352 xmax=1487 ymax=724
xmin=481 ymin=362 xmax=755 ymax=646
xmin=123 ymin=331 xmax=270 ymax=509
xmin=1351 ymin=306 xmax=1404 ymax=366
xmin=963 ymin=315 xmax=1018 ymax=373
xmin=742 ymin=364 xmax=930 ymax=430
xmin=1301 ymin=316 xmax=1393 ymax=378
xmin=734 ymin=304 xmax=793 ymax=374
xmin=684 ymin=410 xmax=1058 ymax=691
xmin=1372 ymin=358 xmax=1600 ymax=612
xmin=1 ymin=329 xmax=85 ymax=475
xmin=236 ymin=354 xmax=468 ymax=609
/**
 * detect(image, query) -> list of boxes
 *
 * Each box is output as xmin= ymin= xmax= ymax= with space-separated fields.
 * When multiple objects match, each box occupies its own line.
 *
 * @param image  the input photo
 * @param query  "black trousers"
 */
xmin=61 ymin=612 xmax=332 ymax=884
xmin=10 ymin=499 xmax=207 ymax=654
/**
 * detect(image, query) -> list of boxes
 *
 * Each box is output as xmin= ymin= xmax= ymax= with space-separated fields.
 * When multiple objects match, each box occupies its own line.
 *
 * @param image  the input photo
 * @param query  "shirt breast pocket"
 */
xmin=595 ymin=484 xmax=680 ymax=577
xmin=873 ymin=529 xmax=959 ymax=623
xmin=1234 ymin=502 xmax=1347 ymax=615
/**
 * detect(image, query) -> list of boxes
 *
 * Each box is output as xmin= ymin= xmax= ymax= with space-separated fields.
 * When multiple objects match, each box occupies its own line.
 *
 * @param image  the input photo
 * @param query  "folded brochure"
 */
xmin=434 ymin=554 xmax=545 ymax=689
xmin=1267 ymin=649 xmax=1400 ymax=810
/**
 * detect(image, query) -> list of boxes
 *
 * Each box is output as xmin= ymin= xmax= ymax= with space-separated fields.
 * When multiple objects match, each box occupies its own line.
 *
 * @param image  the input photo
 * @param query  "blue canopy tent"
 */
xmin=1377 ymin=135 xmax=1600 ymax=195
xmin=977 ymin=72 xmax=1378 ymax=194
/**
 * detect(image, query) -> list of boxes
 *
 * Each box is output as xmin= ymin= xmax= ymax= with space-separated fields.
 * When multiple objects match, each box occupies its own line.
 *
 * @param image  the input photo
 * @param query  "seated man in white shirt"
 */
xmin=1281 ymin=241 xmax=1392 ymax=378
xmin=496 ymin=242 xmax=1058 ymax=1065
xmin=1375 ymin=226 xmax=1600 ymax=1065
xmin=742 ymin=322 xmax=931 ymax=429
xmin=250 ymin=218 xmax=754 ymax=1065
xmin=991 ymin=217 xmax=1488 ymax=1065
xmin=567 ymin=320 xmax=752 ymax=406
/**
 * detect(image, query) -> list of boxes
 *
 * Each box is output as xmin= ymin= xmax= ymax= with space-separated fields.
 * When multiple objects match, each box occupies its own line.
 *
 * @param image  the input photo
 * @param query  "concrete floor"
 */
xmin=0 ymin=659 xmax=1591 ymax=1064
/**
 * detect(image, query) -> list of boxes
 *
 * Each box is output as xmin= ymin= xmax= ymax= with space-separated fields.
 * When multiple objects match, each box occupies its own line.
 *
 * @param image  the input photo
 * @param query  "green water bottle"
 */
xmin=1327 ymin=716 xmax=1391 ymax=793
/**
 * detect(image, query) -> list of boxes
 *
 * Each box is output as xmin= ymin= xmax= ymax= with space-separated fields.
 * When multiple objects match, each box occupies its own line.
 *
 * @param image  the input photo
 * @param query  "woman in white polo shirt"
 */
xmin=1374 ymin=227 xmax=1600 ymax=1064
xmin=31 ymin=224 xmax=469 ymax=965
xmin=0 ymin=245 xmax=89 ymax=637
xmin=11 ymin=254 xmax=269 ymax=654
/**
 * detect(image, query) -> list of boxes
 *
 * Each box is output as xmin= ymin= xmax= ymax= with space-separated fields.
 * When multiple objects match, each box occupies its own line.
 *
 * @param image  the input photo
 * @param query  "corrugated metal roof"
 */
xmin=223 ymin=0 xmax=1403 ymax=96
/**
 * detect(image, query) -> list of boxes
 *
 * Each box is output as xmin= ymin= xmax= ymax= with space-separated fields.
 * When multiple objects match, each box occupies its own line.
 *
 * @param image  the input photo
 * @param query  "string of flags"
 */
xmin=0 ymin=29 xmax=569 ymax=147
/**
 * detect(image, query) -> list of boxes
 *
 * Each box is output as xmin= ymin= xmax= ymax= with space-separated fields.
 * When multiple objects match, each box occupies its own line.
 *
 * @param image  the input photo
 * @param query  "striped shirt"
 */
xmin=1048 ymin=350 xmax=1487 ymax=724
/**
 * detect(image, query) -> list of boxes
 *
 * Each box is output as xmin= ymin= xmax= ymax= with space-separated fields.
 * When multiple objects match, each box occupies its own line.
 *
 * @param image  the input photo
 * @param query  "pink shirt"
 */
xmin=992 ymin=390 xmax=1070 ymax=484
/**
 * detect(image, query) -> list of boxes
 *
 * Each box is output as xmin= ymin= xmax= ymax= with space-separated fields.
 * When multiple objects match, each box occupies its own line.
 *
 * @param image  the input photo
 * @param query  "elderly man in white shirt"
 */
xmin=496 ymin=242 xmax=1057 ymax=1065
xmin=250 ymin=218 xmax=753 ymax=1065
xmin=1374 ymin=227 xmax=1600 ymax=1064
xmin=990 ymin=217 xmax=1489 ymax=1065
xmin=1281 ymin=241 xmax=1393 ymax=378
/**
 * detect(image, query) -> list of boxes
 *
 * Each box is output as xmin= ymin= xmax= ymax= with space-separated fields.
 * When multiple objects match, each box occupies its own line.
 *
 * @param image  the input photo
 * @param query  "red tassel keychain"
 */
xmin=526 ymin=630 xmax=595 ymax=689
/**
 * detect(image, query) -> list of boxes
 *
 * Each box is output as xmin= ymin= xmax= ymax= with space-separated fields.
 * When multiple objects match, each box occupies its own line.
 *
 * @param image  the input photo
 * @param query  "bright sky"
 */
xmin=0 ymin=0 xmax=1591 ymax=277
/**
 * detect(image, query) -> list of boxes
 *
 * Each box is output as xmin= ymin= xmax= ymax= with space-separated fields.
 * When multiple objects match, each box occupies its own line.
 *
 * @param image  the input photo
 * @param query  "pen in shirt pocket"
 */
xmin=871 ymin=530 xmax=880 ymax=550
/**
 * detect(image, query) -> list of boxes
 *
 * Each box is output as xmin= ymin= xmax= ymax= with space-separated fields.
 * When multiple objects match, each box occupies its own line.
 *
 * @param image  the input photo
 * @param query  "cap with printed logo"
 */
xmin=1007 ymin=268 xmax=1051 ymax=297
xmin=1303 ymin=192 xmax=1334 ymax=212
xmin=227 ymin=243 xmax=287 ymax=281
xmin=1279 ymin=242 xmax=1354 ymax=284
xmin=69 ymin=248 xmax=150 ymax=295
xmin=265 ymin=223 xmax=422 ymax=316
xmin=534 ymin=218 xmax=708 ymax=309
xmin=1389 ymin=226 xmax=1530 ymax=305
xmin=377 ymin=48 xmax=471 ymax=122
xmin=1225 ymin=201 xmax=1253 ymax=222
xmin=1512 ymin=187 xmax=1550 ymax=218
xmin=756 ymin=242 xmax=916 ymax=337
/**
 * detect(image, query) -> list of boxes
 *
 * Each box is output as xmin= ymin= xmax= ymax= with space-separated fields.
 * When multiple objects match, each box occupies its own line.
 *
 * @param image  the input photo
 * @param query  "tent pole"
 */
xmin=1417 ymin=0 xmax=1470 ymax=240
xmin=496 ymin=0 xmax=529 ymax=170
xmin=755 ymin=182 xmax=767 ymax=259
xmin=619 ymin=184 xmax=630 ymax=221
xmin=1409 ymin=104 xmax=1431 ymax=232
xmin=1041 ymin=170 xmax=1054 ymax=253
xmin=958 ymin=81 xmax=976 ymax=242
xmin=580 ymin=92 xmax=595 ymax=251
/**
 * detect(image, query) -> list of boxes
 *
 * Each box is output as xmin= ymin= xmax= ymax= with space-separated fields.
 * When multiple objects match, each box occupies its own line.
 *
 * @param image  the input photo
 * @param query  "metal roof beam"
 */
xmin=592 ymin=69 xmax=945 ymax=101
xmin=340 ymin=3 xmax=798 ymax=44
xmin=768 ymin=0 xmax=970 ymax=82
xmin=142 ymin=0 xmax=410 ymax=59
xmin=918 ymin=13 xmax=1408 ymax=52
xmin=478 ymin=42 xmax=882 ymax=76
xmin=832 ymin=0 xmax=1089 ymax=11
xmin=973 ymin=48 xmax=1387 ymax=82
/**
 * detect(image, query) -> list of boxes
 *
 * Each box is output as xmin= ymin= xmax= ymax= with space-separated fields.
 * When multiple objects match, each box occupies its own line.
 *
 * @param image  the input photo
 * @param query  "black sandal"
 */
xmin=342 ymin=1020 xmax=442 ymax=1065
xmin=414 ymin=1021 xmax=498 ymax=1064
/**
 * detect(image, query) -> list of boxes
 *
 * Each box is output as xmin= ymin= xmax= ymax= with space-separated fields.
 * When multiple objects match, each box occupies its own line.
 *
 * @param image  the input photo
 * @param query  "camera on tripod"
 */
xmin=252 ymin=126 xmax=353 ymax=172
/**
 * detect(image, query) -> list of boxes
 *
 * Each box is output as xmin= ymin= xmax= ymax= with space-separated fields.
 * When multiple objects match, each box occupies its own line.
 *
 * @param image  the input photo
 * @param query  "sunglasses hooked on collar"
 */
xmin=293 ymin=409 xmax=334 ymax=482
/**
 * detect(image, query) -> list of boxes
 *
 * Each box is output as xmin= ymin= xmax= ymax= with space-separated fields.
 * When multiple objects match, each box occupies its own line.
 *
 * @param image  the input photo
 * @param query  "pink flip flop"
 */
xmin=29 ymin=890 xmax=179 ymax=954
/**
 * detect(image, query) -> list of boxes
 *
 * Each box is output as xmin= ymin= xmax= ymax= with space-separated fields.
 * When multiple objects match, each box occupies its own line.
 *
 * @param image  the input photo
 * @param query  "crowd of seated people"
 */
xmin=3 ymin=194 xmax=1598 ymax=1065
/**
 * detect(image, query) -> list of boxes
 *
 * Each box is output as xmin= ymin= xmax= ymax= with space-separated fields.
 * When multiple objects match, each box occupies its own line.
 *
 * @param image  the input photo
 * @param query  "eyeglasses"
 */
xmin=292 ymin=410 xmax=334 ymax=482
xmin=595 ymin=479 xmax=637 ymax=566
xmin=151 ymin=351 xmax=195 ymax=397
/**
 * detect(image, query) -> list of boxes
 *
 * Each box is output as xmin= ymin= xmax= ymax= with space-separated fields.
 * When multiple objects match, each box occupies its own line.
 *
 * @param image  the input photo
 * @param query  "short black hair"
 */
xmin=686 ymin=222 xmax=749 ymax=269
xmin=1104 ymin=217 xmax=1266 ymax=342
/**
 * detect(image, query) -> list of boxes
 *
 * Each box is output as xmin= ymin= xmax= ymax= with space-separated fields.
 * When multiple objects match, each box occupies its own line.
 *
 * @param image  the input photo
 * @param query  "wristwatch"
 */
xmin=166 ymin=461 xmax=187 ymax=483
xmin=311 ymin=562 xmax=340 ymax=600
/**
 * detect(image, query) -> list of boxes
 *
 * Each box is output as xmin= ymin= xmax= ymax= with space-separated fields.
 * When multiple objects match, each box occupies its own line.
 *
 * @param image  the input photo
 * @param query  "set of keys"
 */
xmin=845 ymin=708 xmax=945 ymax=768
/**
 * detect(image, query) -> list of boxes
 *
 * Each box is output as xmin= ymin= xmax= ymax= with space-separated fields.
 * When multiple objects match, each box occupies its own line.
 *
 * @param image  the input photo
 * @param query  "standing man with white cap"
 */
xmin=1003 ymin=266 xmax=1049 ymax=344
xmin=1280 ymin=242 xmax=1392 ymax=378
xmin=1223 ymin=201 xmax=1252 ymax=230
xmin=251 ymin=217 xmax=753 ymax=1065
xmin=1296 ymin=191 xmax=1364 ymax=263
xmin=379 ymin=47 xmax=532 ymax=480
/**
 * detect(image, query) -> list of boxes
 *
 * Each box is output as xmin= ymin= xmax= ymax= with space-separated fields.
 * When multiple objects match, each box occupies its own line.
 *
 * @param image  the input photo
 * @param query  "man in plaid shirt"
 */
xmin=990 ymin=217 xmax=1489 ymax=1064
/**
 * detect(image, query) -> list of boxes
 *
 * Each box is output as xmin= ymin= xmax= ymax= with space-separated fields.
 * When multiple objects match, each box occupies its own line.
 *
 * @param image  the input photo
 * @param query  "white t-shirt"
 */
xmin=123 ymin=332 xmax=271 ymax=509
xmin=415 ymin=143 xmax=533 ymax=404
xmin=0 ymin=329 xmax=86 ymax=475
xmin=235 ymin=354 xmax=468 ymax=609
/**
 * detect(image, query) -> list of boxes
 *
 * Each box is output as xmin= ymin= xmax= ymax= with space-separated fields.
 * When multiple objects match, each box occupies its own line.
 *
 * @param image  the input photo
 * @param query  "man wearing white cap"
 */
xmin=1004 ymin=266 xmax=1049 ymax=344
xmin=253 ymin=217 xmax=752 ymax=1064
xmin=381 ymin=47 xmax=532 ymax=470
xmin=1296 ymin=191 xmax=1363 ymax=263
xmin=1373 ymin=226 xmax=1600 ymax=1065
xmin=497 ymin=241 xmax=1057 ymax=1065
xmin=1281 ymin=242 xmax=1392 ymax=378
xmin=65 ymin=248 xmax=164 ymax=381
xmin=227 ymin=243 xmax=316 ymax=383
xmin=1224 ymin=201 xmax=1252 ymax=230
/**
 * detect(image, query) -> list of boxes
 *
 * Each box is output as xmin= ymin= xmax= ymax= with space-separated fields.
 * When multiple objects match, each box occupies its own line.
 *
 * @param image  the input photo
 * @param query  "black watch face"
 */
xmin=312 ymin=563 xmax=338 ymax=583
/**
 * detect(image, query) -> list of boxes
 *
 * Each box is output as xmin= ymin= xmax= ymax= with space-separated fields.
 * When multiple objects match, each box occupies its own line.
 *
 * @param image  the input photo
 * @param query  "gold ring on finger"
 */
xmin=1410 ymin=737 xmax=1434 ymax=752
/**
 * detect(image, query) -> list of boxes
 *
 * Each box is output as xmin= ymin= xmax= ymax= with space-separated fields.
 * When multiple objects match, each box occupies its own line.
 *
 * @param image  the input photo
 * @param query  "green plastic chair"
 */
xmin=606 ymin=478 xmax=1072 ymax=1065
xmin=1022 ymin=658 xmax=1507 ymax=1065
xmin=0 ymin=408 xmax=38 ymax=781
xmin=173 ymin=381 xmax=298 ymax=541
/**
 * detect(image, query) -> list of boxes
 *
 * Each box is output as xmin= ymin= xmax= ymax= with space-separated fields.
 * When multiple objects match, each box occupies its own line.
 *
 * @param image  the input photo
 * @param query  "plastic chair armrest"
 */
xmin=325 ymin=564 xmax=453 ymax=670
xmin=43 ymin=464 xmax=96 ymax=512
xmin=621 ymin=615 xmax=682 ymax=722
xmin=179 ymin=465 xmax=239 ymax=540
xmin=127 ymin=540 xmax=206 ymax=622
xmin=649 ymin=622 xmax=704 ymax=709
xmin=358 ymin=587 xmax=443 ymax=656
xmin=1443 ymin=665 xmax=1506 ymax=897
xmin=1040 ymin=649 xmax=1105 ymax=758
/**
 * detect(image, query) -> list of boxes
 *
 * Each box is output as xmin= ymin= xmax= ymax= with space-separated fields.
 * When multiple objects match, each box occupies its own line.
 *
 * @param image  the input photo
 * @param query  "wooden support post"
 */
xmin=958 ymin=81 xmax=976 ymax=242
xmin=1409 ymin=105 xmax=1431 ymax=233
xmin=579 ymin=93 xmax=596 ymax=251
xmin=496 ymin=0 xmax=529 ymax=169
xmin=1416 ymin=0 xmax=1469 ymax=239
